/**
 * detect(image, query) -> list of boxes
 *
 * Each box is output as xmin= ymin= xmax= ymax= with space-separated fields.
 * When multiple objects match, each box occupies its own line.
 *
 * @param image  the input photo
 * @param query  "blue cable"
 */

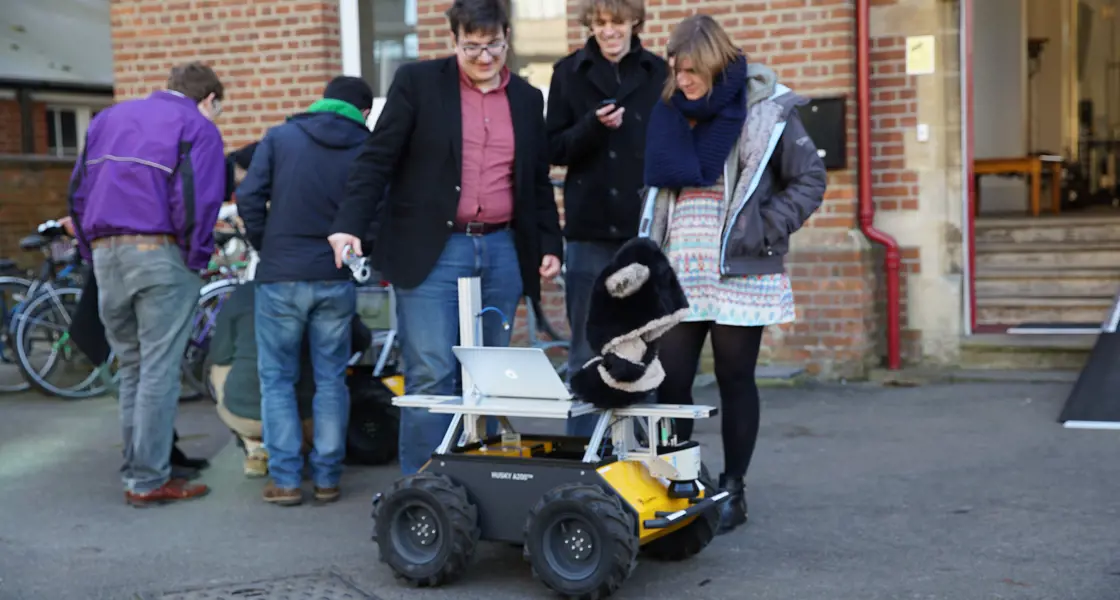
xmin=477 ymin=306 xmax=511 ymax=331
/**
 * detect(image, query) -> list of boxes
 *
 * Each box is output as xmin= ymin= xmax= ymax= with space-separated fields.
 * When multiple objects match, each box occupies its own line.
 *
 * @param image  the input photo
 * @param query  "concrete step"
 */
xmin=958 ymin=333 xmax=1094 ymax=370
xmin=974 ymin=268 xmax=1120 ymax=298
xmin=975 ymin=242 xmax=1120 ymax=269
xmin=975 ymin=215 xmax=1120 ymax=245
xmin=975 ymin=296 xmax=1114 ymax=325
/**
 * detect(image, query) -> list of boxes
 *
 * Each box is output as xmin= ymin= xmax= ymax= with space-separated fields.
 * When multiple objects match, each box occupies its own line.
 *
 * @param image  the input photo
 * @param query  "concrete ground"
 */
xmin=1 ymin=380 xmax=1118 ymax=600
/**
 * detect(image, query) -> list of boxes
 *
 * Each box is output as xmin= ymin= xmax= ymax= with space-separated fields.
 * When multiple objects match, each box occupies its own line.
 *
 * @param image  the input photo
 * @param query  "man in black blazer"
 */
xmin=328 ymin=0 xmax=563 ymax=474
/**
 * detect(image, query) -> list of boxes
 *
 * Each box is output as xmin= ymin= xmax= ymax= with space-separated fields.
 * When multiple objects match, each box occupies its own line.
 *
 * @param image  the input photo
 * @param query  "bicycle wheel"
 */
xmin=0 ymin=276 xmax=33 ymax=393
xmin=14 ymin=287 xmax=114 ymax=399
xmin=181 ymin=279 xmax=239 ymax=402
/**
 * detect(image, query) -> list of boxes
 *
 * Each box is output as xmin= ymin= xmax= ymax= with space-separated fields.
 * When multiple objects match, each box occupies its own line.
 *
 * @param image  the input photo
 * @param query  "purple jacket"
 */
xmin=69 ymin=90 xmax=226 ymax=271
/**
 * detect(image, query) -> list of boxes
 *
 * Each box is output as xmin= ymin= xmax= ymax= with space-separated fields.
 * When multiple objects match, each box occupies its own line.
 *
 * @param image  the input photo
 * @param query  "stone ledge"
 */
xmin=868 ymin=366 xmax=1079 ymax=386
xmin=0 ymin=154 xmax=76 ymax=166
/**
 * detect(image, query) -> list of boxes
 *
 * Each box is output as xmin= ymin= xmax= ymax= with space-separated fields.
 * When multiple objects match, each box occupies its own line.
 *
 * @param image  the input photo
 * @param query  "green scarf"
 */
xmin=304 ymin=98 xmax=365 ymax=124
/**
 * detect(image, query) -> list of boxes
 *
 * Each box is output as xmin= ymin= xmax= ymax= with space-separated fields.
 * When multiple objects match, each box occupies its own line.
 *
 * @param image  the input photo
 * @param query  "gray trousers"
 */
xmin=93 ymin=239 xmax=200 ymax=493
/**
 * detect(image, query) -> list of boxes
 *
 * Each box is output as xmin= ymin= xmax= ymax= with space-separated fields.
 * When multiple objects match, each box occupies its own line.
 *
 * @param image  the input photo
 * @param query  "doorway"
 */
xmin=966 ymin=0 xmax=1120 ymax=335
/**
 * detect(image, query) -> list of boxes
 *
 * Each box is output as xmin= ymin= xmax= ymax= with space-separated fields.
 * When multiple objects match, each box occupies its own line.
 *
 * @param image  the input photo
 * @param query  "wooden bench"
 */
xmin=974 ymin=156 xmax=1063 ymax=217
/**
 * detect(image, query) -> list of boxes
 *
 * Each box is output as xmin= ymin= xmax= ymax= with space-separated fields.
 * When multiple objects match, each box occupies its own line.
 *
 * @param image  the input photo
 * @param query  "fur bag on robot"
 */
xmin=571 ymin=237 xmax=690 ymax=409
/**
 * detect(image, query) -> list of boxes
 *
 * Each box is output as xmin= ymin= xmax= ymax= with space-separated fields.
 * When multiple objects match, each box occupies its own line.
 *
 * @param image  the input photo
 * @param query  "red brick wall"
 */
xmin=0 ymin=100 xmax=23 ymax=155
xmin=0 ymin=158 xmax=75 ymax=268
xmin=111 ymin=0 xmax=344 ymax=149
xmin=2 ymin=101 xmax=69 ymax=257
xmin=0 ymin=100 xmax=50 ymax=155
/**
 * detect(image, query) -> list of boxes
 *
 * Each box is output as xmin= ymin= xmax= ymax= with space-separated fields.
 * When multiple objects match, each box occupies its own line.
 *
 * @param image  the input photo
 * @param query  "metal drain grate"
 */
xmin=151 ymin=573 xmax=377 ymax=600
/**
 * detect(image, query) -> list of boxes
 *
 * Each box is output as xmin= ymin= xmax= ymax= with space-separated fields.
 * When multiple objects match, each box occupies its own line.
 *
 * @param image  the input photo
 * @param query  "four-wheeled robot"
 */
xmin=370 ymin=276 xmax=728 ymax=599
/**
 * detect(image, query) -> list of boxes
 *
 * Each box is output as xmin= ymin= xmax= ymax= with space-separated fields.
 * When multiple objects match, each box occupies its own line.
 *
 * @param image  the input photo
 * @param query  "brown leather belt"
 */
xmin=91 ymin=234 xmax=177 ymax=249
xmin=453 ymin=221 xmax=510 ymax=236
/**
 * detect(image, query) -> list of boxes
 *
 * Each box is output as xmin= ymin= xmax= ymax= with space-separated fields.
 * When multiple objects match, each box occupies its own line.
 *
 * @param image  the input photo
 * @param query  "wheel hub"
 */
xmin=410 ymin=512 xmax=438 ymax=546
xmin=563 ymin=526 xmax=593 ymax=561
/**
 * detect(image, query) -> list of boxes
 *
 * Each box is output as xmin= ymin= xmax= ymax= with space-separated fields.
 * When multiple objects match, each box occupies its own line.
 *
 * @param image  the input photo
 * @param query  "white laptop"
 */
xmin=452 ymin=346 xmax=573 ymax=401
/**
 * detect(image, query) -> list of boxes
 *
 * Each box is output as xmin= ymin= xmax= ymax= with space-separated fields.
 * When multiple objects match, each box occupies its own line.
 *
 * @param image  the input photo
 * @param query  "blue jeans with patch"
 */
xmin=255 ymin=280 xmax=356 ymax=489
xmin=395 ymin=230 xmax=523 ymax=475
xmin=563 ymin=240 xmax=623 ymax=437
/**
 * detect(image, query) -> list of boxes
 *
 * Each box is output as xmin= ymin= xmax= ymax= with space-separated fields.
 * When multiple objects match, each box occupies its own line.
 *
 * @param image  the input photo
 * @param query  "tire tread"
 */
xmin=373 ymin=472 xmax=480 ymax=588
xmin=523 ymin=483 xmax=638 ymax=600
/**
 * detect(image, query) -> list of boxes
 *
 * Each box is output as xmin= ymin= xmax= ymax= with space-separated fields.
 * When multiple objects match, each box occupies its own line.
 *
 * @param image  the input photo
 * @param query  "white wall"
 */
xmin=1027 ymin=0 xmax=1070 ymax=156
xmin=973 ymin=0 xmax=1029 ymax=213
xmin=1079 ymin=0 xmax=1120 ymax=137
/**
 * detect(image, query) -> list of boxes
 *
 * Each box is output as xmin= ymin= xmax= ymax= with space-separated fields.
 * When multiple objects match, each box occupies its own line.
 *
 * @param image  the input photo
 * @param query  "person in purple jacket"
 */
xmin=68 ymin=62 xmax=227 ymax=507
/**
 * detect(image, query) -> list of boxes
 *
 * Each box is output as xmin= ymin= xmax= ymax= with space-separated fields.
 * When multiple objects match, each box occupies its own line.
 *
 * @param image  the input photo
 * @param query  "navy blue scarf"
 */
xmin=643 ymin=54 xmax=748 ymax=188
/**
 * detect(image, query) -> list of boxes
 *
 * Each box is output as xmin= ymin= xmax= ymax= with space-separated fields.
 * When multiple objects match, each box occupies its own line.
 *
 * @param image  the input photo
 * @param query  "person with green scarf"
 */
xmin=235 ymin=76 xmax=373 ymax=507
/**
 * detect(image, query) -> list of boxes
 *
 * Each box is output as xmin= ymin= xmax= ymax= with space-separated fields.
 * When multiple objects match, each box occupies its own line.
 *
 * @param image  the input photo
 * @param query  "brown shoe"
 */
xmin=263 ymin=481 xmax=302 ymax=506
xmin=314 ymin=485 xmax=341 ymax=503
xmin=126 ymin=479 xmax=209 ymax=507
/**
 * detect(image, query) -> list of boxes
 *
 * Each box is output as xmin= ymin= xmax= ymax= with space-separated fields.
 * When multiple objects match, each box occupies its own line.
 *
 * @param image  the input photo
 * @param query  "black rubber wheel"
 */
xmin=346 ymin=380 xmax=400 ymax=466
xmin=523 ymin=483 xmax=638 ymax=600
xmin=373 ymin=472 xmax=480 ymax=587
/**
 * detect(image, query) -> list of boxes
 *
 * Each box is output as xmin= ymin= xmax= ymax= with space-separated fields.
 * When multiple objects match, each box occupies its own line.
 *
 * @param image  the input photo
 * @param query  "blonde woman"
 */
xmin=642 ymin=14 xmax=826 ymax=533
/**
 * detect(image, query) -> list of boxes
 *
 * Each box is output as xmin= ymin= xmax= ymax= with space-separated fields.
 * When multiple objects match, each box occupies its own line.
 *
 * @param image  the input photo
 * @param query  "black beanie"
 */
xmin=323 ymin=76 xmax=374 ymax=112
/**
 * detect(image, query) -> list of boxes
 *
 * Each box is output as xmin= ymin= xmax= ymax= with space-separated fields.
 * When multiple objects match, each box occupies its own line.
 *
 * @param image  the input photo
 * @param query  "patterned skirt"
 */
xmin=665 ymin=185 xmax=796 ymax=327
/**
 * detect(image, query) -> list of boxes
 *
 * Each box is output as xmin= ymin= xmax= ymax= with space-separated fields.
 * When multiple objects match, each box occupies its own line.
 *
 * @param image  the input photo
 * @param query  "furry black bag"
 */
xmin=570 ymin=237 xmax=689 ymax=409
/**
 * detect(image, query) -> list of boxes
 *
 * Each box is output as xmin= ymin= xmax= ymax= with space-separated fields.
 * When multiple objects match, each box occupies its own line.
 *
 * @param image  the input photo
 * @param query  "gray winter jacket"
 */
xmin=638 ymin=64 xmax=827 ymax=276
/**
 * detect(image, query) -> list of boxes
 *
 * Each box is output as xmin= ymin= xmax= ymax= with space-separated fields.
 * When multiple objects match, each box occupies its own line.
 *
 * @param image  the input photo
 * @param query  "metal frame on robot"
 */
xmin=342 ymin=247 xmax=399 ymax=376
xmin=391 ymin=275 xmax=720 ymax=483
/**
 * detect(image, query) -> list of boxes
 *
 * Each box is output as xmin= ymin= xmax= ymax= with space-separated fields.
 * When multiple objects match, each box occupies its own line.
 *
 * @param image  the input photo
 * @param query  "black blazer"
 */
xmin=332 ymin=56 xmax=563 ymax=301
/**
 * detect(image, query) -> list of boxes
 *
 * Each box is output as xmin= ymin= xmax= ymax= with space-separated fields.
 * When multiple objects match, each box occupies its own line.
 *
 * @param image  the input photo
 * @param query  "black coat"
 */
xmin=546 ymin=37 xmax=668 ymax=242
xmin=332 ymin=57 xmax=563 ymax=302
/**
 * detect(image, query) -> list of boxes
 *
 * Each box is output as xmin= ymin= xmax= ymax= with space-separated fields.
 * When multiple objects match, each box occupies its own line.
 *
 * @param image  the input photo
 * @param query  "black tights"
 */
xmin=657 ymin=322 xmax=764 ymax=479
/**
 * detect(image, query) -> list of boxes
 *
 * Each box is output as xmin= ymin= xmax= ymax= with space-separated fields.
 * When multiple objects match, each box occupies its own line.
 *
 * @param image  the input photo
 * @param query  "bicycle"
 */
xmin=181 ymin=223 xmax=252 ymax=401
xmin=12 ymin=283 xmax=115 ymax=399
xmin=1 ymin=220 xmax=89 ymax=394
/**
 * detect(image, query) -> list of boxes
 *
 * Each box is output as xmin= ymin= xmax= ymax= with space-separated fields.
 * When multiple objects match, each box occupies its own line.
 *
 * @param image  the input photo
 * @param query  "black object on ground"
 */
xmin=1058 ymin=331 xmax=1120 ymax=424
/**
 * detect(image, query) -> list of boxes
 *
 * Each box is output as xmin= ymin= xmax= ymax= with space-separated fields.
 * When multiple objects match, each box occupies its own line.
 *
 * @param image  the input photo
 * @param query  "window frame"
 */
xmin=36 ymin=92 xmax=113 ymax=158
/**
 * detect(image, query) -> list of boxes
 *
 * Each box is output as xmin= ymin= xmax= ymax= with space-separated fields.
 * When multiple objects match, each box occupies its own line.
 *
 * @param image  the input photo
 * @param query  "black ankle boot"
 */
xmin=170 ymin=438 xmax=210 ymax=471
xmin=716 ymin=474 xmax=747 ymax=534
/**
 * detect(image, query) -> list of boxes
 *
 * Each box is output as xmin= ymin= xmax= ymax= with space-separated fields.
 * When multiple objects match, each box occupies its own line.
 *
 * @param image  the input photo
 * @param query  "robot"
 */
xmin=369 ymin=245 xmax=728 ymax=599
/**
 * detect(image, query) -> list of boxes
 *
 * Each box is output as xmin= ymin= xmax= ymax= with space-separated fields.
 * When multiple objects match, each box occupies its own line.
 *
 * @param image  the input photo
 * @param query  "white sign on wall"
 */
xmin=905 ymin=35 xmax=936 ymax=75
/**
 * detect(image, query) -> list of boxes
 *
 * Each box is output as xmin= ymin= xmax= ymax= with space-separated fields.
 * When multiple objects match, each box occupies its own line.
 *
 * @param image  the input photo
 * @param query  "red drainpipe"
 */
xmin=856 ymin=0 xmax=902 ymax=370
xmin=964 ymin=0 xmax=977 ymax=334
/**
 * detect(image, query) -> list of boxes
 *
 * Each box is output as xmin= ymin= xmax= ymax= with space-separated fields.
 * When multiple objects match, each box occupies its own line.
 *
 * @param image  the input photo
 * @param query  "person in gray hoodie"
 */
xmin=641 ymin=15 xmax=826 ymax=534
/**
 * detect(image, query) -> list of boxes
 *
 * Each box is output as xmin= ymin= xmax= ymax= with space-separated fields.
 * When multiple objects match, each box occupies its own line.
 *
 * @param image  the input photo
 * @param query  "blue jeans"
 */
xmin=255 ymin=280 xmax=356 ymax=489
xmin=93 ymin=241 xmax=201 ymax=494
xmin=563 ymin=240 xmax=622 ymax=437
xmin=395 ymin=230 xmax=523 ymax=475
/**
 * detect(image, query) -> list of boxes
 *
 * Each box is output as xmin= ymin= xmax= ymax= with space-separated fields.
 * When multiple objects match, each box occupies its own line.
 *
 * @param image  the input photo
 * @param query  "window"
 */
xmin=44 ymin=106 xmax=102 ymax=158
xmin=359 ymin=0 xmax=420 ymax=97
xmin=509 ymin=0 xmax=569 ymax=99
xmin=347 ymin=0 xmax=568 ymax=122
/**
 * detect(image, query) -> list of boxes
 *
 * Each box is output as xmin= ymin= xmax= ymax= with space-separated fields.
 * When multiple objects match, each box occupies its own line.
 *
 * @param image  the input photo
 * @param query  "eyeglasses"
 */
xmin=459 ymin=41 xmax=507 ymax=59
